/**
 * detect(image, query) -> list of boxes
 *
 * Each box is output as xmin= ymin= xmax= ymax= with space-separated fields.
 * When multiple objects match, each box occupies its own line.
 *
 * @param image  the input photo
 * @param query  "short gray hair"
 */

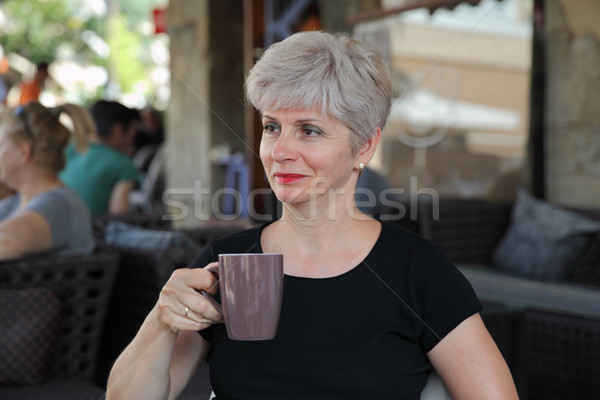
xmin=246 ymin=31 xmax=392 ymax=154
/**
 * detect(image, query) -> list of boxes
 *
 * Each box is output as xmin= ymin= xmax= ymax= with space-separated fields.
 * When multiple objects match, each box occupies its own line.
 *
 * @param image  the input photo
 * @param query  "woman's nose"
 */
xmin=271 ymin=131 xmax=297 ymax=162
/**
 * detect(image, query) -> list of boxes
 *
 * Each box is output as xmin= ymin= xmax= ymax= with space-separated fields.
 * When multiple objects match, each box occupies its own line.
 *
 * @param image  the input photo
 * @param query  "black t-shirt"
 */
xmin=191 ymin=221 xmax=481 ymax=400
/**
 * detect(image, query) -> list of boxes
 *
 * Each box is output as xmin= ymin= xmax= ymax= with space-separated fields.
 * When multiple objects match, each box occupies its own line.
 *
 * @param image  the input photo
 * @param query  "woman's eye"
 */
xmin=263 ymin=122 xmax=281 ymax=134
xmin=301 ymin=125 xmax=323 ymax=137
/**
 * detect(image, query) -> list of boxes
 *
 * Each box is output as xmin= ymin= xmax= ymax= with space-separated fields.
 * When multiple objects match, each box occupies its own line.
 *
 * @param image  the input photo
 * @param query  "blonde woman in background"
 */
xmin=0 ymin=101 xmax=95 ymax=260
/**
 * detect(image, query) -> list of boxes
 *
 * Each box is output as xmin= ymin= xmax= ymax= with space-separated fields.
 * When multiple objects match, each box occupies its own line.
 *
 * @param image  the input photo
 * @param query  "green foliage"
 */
xmin=119 ymin=0 xmax=155 ymax=26
xmin=0 ymin=0 xmax=101 ymax=64
xmin=0 ymin=0 xmax=164 ymax=104
xmin=107 ymin=13 xmax=147 ymax=94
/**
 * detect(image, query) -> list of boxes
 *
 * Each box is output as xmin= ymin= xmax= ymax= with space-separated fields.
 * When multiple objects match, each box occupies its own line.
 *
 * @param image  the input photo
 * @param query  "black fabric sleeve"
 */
xmin=189 ymin=244 xmax=217 ymax=270
xmin=416 ymin=247 xmax=482 ymax=352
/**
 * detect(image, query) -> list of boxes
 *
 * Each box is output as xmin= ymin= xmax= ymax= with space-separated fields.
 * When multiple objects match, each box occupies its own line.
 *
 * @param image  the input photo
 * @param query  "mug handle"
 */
xmin=199 ymin=265 xmax=223 ymax=314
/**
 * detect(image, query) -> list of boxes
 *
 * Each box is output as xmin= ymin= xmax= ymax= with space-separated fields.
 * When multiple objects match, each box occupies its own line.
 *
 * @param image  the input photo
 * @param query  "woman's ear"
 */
xmin=357 ymin=127 xmax=382 ymax=165
xmin=18 ymin=140 xmax=34 ymax=161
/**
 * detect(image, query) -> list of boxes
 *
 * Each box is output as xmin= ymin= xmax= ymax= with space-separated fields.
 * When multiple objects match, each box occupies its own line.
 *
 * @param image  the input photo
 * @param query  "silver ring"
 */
xmin=184 ymin=307 xmax=189 ymax=317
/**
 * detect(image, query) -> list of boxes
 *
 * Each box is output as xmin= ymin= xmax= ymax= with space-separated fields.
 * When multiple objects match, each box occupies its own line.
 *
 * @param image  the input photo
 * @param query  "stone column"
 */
xmin=166 ymin=0 xmax=245 ymax=227
xmin=545 ymin=0 xmax=600 ymax=207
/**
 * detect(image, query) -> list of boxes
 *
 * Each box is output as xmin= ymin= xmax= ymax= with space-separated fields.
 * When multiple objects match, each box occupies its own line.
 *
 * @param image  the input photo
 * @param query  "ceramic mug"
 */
xmin=201 ymin=253 xmax=284 ymax=340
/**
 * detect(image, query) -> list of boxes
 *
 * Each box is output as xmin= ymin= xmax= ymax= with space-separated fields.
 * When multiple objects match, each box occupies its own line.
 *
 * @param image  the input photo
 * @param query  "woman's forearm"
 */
xmin=0 ymin=233 xmax=23 ymax=260
xmin=107 ymin=265 xmax=216 ymax=399
xmin=106 ymin=306 xmax=179 ymax=400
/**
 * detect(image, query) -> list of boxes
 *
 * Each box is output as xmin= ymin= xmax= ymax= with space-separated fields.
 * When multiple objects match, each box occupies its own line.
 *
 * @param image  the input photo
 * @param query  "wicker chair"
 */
xmin=0 ymin=251 xmax=120 ymax=400
xmin=92 ymin=216 xmax=252 ymax=393
xmin=417 ymin=198 xmax=513 ymax=264
xmin=523 ymin=310 xmax=600 ymax=400
xmin=96 ymin=245 xmax=201 ymax=386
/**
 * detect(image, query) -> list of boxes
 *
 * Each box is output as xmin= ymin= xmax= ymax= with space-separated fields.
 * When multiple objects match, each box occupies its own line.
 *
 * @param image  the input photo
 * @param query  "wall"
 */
xmin=546 ymin=0 xmax=600 ymax=208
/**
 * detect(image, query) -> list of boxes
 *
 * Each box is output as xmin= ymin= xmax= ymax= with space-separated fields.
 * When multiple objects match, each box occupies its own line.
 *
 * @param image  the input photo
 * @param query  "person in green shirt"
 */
xmin=60 ymin=100 xmax=141 ymax=215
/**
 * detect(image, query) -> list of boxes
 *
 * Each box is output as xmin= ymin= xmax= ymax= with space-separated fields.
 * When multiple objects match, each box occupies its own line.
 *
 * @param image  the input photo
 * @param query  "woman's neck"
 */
xmin=265 ymin=202 xmax=379 ymax=278
xmin=280 ymin=200 xmax=367 ymax=233
xmin=16 ymin=170 xmax=62 ymax=206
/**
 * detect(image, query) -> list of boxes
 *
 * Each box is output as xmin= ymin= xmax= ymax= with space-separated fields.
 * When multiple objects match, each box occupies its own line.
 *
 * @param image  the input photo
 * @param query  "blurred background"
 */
xmin=1 ymin=2 xmax=599 ymax=399
xmin=0 ymin=0 xmax=170 ymax=109
xmin=0 ymin=0 xmax=597 ymax=224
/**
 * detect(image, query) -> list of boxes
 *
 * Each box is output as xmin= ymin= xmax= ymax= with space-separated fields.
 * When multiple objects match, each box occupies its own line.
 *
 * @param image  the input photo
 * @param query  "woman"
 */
xmin=0 ymin=102 xmax=95 ymax=259
xmin=107 ymin=32 xmax=518 ymax=399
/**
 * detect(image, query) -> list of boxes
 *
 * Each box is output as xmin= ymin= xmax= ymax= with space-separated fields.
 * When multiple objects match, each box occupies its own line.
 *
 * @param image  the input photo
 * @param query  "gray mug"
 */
xmin=202 ymin=253 xmax=284 ymax=340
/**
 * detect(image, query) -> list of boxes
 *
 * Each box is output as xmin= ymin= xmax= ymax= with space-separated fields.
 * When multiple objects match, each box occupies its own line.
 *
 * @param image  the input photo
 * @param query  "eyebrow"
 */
xmin=262 ymin=114 xmax=325 ymax=125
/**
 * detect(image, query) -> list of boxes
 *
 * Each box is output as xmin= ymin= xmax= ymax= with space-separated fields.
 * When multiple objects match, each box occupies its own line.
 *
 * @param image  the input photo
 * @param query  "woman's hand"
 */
xmin=107 ymin=265 xmax=218 ymax=400
xmin=156 ymin=262 xmax=224 ymax=332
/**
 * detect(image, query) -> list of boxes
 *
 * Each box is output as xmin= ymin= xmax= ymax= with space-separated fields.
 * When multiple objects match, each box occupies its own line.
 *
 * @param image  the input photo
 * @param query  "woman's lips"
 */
xmin=273 ymin=173 xmax=306 ymax=184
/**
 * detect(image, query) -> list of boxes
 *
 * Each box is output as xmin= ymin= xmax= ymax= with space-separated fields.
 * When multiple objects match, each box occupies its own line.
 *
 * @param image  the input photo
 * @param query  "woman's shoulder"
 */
xmin=373 ymin=221 xmax=456 ymax=274
xmin=29 ymin=186 xmax=90 ymax=216
xmin=0 ymin=193 xmax=19 ymax=207
xmin=208 ymin=224 xmax=263 ymax=253
xmin=33 ymin=185 xmax=80 ymax=202
xmin=188 ymin=224 xmax=263 ymax=268
xmin=0 ymin=194 xmax=20 ymax=220
xmin=378 ymin=220 xmax=441 ymax=253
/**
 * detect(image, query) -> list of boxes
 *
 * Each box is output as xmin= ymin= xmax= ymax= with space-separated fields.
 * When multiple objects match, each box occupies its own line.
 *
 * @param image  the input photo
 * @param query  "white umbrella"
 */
xmin=388 ymin=87 xmax=520 ymax=148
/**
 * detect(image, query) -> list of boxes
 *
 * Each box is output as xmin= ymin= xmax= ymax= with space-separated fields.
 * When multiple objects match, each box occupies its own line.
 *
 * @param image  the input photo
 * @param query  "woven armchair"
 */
xmin=416 ymin=198 xmax=513 ymax=264
xmin=96 ymin=244 xmax=201 ymax=385
xmin=0 ymin=251 xmax=120 ymax=400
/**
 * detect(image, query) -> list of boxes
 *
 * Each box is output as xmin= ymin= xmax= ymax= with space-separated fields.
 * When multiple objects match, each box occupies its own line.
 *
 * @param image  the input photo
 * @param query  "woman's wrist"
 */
xmin=149 ymin=304 xmax=182 ymax=336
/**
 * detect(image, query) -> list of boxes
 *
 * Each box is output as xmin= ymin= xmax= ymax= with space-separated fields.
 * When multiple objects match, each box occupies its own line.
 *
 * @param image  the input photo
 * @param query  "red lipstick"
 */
xmin=273 ymin=173 xmax=306 ymax=184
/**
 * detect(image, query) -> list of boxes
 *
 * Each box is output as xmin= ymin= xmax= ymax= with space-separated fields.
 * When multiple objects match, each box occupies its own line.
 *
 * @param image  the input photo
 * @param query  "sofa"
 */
xmin=0 ymin=250 xmax=120 ymax=400
xmin=409 ymin=194 xmax=600 ymax=400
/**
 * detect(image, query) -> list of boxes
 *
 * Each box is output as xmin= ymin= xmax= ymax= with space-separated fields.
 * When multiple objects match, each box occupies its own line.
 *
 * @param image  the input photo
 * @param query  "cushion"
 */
xmin=0 ymin=288 xmax=62 ymax=385
xmin=572 ymin=233 xmax=600 ymax=286
xmin=492 ymin=190 xmax=600 ymax=280
xmin=104 ymin=220 xmax=199 ymax=251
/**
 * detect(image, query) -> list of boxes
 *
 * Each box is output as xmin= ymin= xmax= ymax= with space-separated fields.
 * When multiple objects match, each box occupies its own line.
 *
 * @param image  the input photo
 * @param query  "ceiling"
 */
xmin=348 ymin=0 xmax=501 ymax=24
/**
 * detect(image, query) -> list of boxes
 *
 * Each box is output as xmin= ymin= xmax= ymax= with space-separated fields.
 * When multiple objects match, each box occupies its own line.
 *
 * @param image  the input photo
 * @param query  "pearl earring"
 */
xmin=359 ymin=162 xmax=365 ymax=171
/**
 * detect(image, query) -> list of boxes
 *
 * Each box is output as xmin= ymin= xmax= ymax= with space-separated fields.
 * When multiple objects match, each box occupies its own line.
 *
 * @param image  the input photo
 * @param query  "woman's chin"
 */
xmin=272 ymin=186 xmax=307 ymax=204
xmin=275 ymin=192 xmax=307 ymax=206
